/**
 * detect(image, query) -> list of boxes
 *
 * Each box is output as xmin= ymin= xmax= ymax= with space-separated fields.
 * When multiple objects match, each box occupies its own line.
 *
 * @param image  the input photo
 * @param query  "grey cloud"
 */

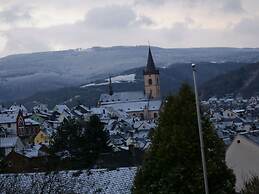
xmin=85 ymin=5 xmax=136 ymax=29
xmin=0 ymin=0 xmax=258 ymax=57
xmin=2 ymin=16 xmax=259 ymax=58
xmin=2 ymin=28 xmax=50 ymax=56
xmin=221 ymin=0 xmax=244 ymax=13
xmin=233 ymin=17 xmax=259 ymax=35
xmin=84 ymin=4 xmax=154 ymax=29
xmin=0 ymin=5 xmax=32 ymax=24
xmin=134 ymin=0 xmax=166 ymax=6
xmin=145 ymin=0 xmax=245 ymax=14
xmin=136 ymin=16 xmax=154 ymax=26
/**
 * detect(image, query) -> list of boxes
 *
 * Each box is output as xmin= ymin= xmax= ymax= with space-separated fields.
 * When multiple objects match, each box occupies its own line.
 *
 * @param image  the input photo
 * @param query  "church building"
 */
xmin=98 ymin=47 xmax=162 ymax=120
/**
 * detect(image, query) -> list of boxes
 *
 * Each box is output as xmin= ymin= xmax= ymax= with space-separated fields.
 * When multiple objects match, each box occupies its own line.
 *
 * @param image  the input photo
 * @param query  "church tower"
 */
xmin=143 ymin=46 xmax=160 ymax=99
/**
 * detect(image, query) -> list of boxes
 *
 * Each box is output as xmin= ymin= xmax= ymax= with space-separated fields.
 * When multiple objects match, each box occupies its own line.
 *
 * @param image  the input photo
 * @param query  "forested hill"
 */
xmin=1 ymin=46 xmax=259 ymax=102
xmin=201 ymin=62 xmax=259 ymax=98
xmin=8 ymin=61 xmax=246 ymax=109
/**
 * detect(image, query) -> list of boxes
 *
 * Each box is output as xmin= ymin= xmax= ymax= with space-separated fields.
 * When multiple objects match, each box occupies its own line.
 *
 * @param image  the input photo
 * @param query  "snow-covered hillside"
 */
xmin=80 ymin=73 xmax=136 ymax=88
xmin=1 ymin=46 xmax=259 ymax=102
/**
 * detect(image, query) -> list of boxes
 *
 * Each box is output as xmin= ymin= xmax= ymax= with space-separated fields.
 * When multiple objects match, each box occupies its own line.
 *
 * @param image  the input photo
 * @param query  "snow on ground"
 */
xmin=80 ymin=74 xmax=136 ymax=88
xmin=106 ymin=74 xmax=136 ymax=83
xmin=0 ymin=167 xmax=137 ymax=194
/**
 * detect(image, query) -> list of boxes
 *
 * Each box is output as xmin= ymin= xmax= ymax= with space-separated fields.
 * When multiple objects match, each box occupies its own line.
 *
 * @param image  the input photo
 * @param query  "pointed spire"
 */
xmin=108 ymin=76 xmax=113 ymax=95
xmin=144 ymin=46 xmax=159 ymax=75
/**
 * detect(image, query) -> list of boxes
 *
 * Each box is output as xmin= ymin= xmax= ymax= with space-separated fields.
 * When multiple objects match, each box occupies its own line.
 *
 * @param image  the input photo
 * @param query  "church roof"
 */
xmin=0 ymin=112 xmax=18 ymax=124
xmin=144 ymin=47 xmax=159 ymax=75
xmin=99 ymin=91 xmax=147 ymax=105
xmin=101 ymin=100 xmax=162 ymax=113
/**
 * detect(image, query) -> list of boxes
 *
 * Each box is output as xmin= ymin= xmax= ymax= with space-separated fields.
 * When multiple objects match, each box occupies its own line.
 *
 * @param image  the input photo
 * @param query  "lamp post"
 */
xmin=192 ymin=63 xmax=209 ymax=194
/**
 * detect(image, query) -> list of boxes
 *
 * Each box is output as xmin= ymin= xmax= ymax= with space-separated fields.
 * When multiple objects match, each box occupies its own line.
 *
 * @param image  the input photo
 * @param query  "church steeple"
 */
xmin=144 ymin=46 xmax=159 ymax=75
xmin=143 ymin=46 xmax=160 ymax=99
xmin=108 ymin=76 xmax=113 ymax=95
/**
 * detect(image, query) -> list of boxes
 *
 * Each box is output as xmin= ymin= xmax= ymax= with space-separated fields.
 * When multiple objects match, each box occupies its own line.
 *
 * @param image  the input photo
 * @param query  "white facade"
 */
xmin=226 ymin=134 xmax=259 ymax=191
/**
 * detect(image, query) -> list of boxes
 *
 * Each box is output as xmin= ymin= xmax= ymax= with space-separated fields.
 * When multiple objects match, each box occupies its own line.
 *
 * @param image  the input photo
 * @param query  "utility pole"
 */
xmin=192 ymin=63 xmax=209 ymax=194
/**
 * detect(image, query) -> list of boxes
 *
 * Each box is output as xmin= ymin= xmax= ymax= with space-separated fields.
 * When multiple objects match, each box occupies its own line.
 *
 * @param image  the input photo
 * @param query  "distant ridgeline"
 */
xmin=1 ymin=46 xmax=259 ymax=108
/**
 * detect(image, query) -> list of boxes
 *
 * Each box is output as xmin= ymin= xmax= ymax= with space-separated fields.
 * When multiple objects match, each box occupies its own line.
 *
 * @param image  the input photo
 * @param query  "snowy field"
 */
xmin=0 ymin=167 xmax=137 ymax=194
xmin=80 ymin=74 xmax=136 ymax=88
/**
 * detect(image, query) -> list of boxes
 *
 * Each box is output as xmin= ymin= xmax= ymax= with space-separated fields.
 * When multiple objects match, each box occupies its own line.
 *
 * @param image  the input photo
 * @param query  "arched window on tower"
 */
xmin=148 ymin=79 xmax=152 ymax=85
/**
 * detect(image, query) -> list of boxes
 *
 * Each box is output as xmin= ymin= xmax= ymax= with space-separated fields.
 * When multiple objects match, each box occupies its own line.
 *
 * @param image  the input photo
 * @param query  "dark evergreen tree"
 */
xmin=78 ymin=115 xmax=111 ymax=166
xmin=0 ymin=151 xmax=4 ymax=173
xmin=133 ymin=84 xmax=236 ymax=194
xmin=50 ymin=115 xmax=111 ymax=169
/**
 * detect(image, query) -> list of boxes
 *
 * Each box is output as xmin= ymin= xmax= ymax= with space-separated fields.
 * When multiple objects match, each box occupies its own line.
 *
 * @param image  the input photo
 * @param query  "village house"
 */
xmin=0 ymin=111 xmax=25 ymax=137
xmin=34 ymin=128 xmax=53 ymax=145
xmin=0 ymin=136 xmax=25 ymax=156
xmin=24 ymin=118 xmax=41 ymax=144
xmin=8 ymin=104 xmax=28 ymax=115
xmin=2 ymin=148 xmax=51 ymax=173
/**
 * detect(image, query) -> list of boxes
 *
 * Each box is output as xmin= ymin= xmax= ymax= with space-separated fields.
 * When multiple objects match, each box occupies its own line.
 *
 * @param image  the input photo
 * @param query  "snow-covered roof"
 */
xmin=54 ymin=105 xmax=71 ymax=114
xmin=232 ymin=109 xmax=245 ymax=113
xmin=0 ymin=167 xmax=137 ymax=194
xmin=25 ymin=118 xmax=40 ymax=125
xmin=9 ymin=104 xmax=27 ymax=113
xmin=133 ymin=120 xmax=156 ymax=130
xmin=41 ymin=127 xmax=54 ymax=136
xmin=100 ymin=91 xmax=147 ymax=105
xmin=90 ymin=107 xmax=106 ymax=115
xmin=79 ymin=104 xmax=89 ymax=111
xmin=21 ymin=144 xmax=48 ymax=158
xmin=73 ymin=110 xmax=83 ymax=116
xmin=33 ymin=104 xmax=48 ymax=113
xmin=101 ymin=100 xmax=162 ymax=113
xmin=0 ymin=136 xmax=19 ymax=148
xmin=0 ymin=113 xmax=17 ymax=124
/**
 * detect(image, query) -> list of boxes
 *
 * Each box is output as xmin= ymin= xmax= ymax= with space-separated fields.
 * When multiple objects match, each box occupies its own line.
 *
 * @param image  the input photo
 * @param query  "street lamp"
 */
xmin=192 ymin=63 xmax=209 ymax=194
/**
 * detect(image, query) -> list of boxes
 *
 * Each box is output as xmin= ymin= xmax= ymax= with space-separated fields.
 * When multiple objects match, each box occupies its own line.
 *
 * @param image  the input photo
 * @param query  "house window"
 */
xmin=154 ymin=113 xmax=158 ymax=118
xmin=8 ymin=161 xmax=13 ymax=167
xmin=148 ymin=79 xmax=152 ymax=85
xmin=7 ymin=123 xmax=11 ymax=128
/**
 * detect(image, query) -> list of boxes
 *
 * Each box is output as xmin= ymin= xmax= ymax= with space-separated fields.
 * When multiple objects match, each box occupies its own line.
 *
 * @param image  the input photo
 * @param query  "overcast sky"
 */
xmin=0 ymin=0 xmax=258 ymax=57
